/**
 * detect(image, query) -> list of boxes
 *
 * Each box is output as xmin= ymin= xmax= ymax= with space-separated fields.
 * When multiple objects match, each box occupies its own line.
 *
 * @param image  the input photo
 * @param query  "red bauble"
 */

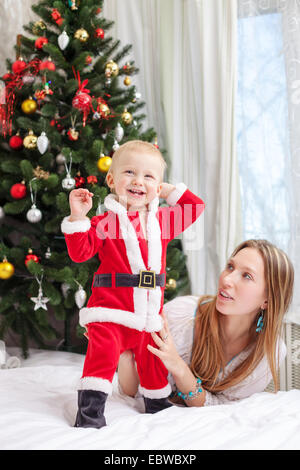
xmin=25 ymin=253 xmax=40 ymax=267
xmin=94 ymin=28 xmax=105 ymax=39
xmin=12 ymin=59 xmax=26 ymax=75
xmin=35 ymin=37 xmax=49 ymax=50
xmin=75 ymin=176 xmax=85 ymax=188
xmin=85 ymin=55 xmax=93 ymax=65
xmin=10 ymin=182 xmax=27 ymax=199
xmin=39 ymin=59 xmax=56 ymax=71
xmin=9 ymin=135 xmax=23 ymax=150
xmin=72 ymin=92 xmax=92 ymax=112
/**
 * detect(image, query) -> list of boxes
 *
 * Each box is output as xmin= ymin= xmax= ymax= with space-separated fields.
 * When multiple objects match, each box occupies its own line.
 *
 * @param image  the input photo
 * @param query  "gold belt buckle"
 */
xmin=139 ymin=270 xmax=156 ymax=289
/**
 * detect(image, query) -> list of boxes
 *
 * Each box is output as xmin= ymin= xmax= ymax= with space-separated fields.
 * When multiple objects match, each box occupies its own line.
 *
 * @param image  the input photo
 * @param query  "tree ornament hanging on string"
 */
xmin=21 ymin=97 xmax=37 ymax=115
xmin=94 ymin=28 xmax=104 ymax=39
xmin=132 ymin=88 xmax=142 ymax=103
xmin=105 ymin=60 xmax=119 ymax=77
xmin=115 ymin=122 xmax=124 ymax=142
xmin=68 ymin=0 xmax=80 ymax=10
xmin=9 ymin=133 xmax=23 ymax=150
xmin=74 ymin=281 xmax=87 ymax=308
xmin=35 ymin=36 xmax=49 ymax=50
xmin=22 ymin=73 xmax=35 ymax=85
xmin=97 ymin=154 xmax=112 ymax=173
xmin=72 ymin=69 xmax=93 ymax=126
xmin=74 ymin=28 xmax=89 ymax=42
xmin=166 ymin=278 xmax=177 ymax=290
xmin=67 ymin=127 xmax=79 ymax=141
xmin=37 ymin=131 xmax=49 ymax=154
xmin=62 ymin=155 xmax=75 ymax=190
xmin=10 ymin=181 xmax=26 ymax=199
xmin=32 ymin=20 xmax=46 ymax=35
xmin=33 ymin=166 xmax=50 ymax=180
xmin=12 ymin=58 xmax=26 ymax=75
xmin=45 ymin=247 xmax=52 ymax=259
xmin=39 ymin=58 xmax=56 ymax=71
xmin=23 ymin=129 xmax=37 ymax=149
xmin=112 ymin=139 xmax=119 ymax=151
xmin=58 ymin=30 xmax=69 ymax=50
xmin=0 ymin=206 xmax=5 ymax=221
xmin=30 ymin=272 xmax=49 ymax=311
xmin=26 ymin=178 xmax=42 ymax=224
xmin=87 ymin=175 xmax=97 ymax=185
xmin=75 ymin=175 xmax=85 ymax=188
xmin=124 ymin=76 xmax=131 ymax=86
xmin=51 ymin=8 xmax=63 ymax=26
xmin=25 ymin=249 xmax=40 ymax=267
xmin=121 ymin=108 xmax=133 ymax=126
xmin=0 ymin=257 xmax=14 ymax=280
xmin=56 ymin=153 xmax=66 ymax=165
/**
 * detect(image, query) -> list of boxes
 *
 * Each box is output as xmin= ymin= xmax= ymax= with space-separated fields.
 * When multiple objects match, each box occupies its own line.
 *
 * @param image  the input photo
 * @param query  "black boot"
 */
xmin=143 ymin=396 xmax=173 ymax=414
xmin=74 ymin=390 xmax=108 ymax=429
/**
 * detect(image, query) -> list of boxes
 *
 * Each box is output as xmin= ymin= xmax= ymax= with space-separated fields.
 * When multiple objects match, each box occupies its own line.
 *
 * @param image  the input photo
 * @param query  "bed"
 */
xmin=0 ymin=347 xmax=300 ymax=450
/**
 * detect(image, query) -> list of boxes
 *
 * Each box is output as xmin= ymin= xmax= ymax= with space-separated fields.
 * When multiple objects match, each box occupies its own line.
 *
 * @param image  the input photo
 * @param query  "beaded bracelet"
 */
xmin=176 ymin=378 xmax=203 ymax=401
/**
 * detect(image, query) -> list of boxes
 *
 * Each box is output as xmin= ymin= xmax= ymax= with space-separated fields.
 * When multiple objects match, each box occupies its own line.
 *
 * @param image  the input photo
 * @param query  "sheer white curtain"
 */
xmin=0 ymin=0 xmax=37 ymax=76
xmin=237 ymin=0 xmax=300 ymax=322
xmin=104 ymin=0 xmax=242 ymax=295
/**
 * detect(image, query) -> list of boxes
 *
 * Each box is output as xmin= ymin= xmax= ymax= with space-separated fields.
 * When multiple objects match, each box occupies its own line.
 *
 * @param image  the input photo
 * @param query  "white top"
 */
xmin=164 ymin=296 xmax=287 ymax=406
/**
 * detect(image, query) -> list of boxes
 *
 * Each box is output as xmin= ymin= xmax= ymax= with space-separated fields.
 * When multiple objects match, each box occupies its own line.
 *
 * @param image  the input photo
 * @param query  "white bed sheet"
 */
xmin=0 ymin=348 xmax=299 ymax=450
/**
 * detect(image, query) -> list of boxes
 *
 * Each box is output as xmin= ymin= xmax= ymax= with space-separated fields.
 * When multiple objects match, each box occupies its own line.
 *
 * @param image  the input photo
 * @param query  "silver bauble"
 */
xmin=62 ymin=173 xmax=75 ymax=190
xmin=37 ymin=131 xmax=49 ymax=154
xmin=26 ymin=204 xmax=42 ymax=223
xmin=112 ymin=139 xmax=119 ymax=151
xmin=115 ymin=122 xmax=124 ymax=142
xmin=61 ymin=282 xmax=71 ymax=298
xmin=56 ymin=153 xmax=66 ymax=164
xmin=75 ymin=287 xmax=87 ymax=309
xmin=0 ymin=206 xmax=4 ymax=221
xmin=45 ymin=247 xmax=51 ymax=259
xmin=58 ymin=31 xmax=70 ymax=50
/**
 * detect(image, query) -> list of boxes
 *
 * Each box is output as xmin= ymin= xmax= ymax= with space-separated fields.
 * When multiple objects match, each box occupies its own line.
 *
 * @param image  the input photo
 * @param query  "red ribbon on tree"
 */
xmin=0 ymin=58 xmax=41 ymax=137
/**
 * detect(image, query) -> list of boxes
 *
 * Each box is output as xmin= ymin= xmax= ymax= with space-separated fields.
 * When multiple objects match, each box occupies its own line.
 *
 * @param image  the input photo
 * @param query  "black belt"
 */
xmin=93 ymin=271 xmax=166 ymax=290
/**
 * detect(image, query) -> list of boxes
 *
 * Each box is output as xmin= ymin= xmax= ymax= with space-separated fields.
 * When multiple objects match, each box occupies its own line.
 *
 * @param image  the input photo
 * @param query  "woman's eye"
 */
xmin=244 ymin=273 xmax=252 ymax=280
xmin=226 ymin=263 xmax=233 ymax=270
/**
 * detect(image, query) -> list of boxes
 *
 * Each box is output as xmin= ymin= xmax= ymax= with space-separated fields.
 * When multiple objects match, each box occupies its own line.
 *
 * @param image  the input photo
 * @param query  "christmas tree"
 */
xmin=0 ymin=0 xmax=190 ymax=357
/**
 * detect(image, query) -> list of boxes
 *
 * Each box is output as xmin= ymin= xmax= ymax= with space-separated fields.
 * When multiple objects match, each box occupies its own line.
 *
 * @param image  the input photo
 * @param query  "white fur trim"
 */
xmin=166 ymin=183 xmax=187 ymax=206
xmin=61 ymin=216 xmax=91 ymax=234
xmin=79 ymin=306 xmax=147 ymax=331
xmin=79 ymin=376 xmax=113 ymax=395
xmin=138 ymin=383 xmax=172 ymax=399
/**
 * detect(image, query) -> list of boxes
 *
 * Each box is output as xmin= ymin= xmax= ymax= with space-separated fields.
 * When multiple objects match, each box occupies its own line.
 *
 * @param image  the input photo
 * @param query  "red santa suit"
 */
xmin=61 ymin=182 xmax=205 ymax=399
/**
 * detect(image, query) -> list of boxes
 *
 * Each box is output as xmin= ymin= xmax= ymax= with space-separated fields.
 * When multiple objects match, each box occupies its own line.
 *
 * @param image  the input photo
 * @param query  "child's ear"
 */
xmin=106 ymin=172 xmax=114 ymax=189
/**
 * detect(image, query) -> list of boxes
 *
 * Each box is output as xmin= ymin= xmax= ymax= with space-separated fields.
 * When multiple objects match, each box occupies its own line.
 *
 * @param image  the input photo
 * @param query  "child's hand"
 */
xmin=69 ymin=189 xmax=94 ymax=219
xmin=159 ymin=183 xmax=176 ymax=200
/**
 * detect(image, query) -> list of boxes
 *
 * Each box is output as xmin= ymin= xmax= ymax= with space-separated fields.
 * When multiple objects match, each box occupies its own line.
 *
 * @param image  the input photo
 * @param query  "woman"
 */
xmin=118 ymin=239 xmax=294 ymax=407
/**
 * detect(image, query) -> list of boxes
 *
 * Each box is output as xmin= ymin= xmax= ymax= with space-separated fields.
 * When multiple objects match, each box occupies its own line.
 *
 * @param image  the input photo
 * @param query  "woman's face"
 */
xmin=216 ymin=247 xmax=268 ymax=318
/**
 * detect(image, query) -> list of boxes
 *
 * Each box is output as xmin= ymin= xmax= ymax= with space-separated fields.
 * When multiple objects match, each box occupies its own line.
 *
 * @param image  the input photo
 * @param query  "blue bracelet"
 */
xmin=176 ymin=378 xmax=203 ymax=401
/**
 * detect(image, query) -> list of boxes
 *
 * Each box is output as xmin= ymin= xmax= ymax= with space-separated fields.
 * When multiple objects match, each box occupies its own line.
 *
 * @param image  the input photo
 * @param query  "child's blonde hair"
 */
xmin=106 ymin=140 xmax=167 ymax=186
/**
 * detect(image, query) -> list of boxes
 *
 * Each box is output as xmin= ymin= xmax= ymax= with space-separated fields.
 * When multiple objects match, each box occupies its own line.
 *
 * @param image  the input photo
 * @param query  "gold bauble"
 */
xmin=124 ymin=76 xmax=131 ymax=86
xmin=32 ymin=20 xmax=46 ymax=35
xmin=105 ymin=60 xmax=119 ymax=77
xmin=166 ymin=278 xmax=177 ymax=290
xmin=0 ymin=258 xmax=14 ymax=280
xmin=97 ymin=155 xmax=112 ymax=173
xmin=74 ymin=28 xmax=89 ymax=42
xmin=99 ymin=103 xmax=110 ymax=117
xmin=23 ymin=130 xmax=38 ymax=150
xmin=121 ymin=108 xmax=133 ymax=126
xmin=21 ymin=98 xmax=37 ymax=115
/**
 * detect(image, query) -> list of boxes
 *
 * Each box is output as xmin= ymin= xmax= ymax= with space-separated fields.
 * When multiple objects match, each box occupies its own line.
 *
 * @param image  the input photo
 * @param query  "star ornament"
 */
xmin=30 ymin=287 xmax=50 ymax=311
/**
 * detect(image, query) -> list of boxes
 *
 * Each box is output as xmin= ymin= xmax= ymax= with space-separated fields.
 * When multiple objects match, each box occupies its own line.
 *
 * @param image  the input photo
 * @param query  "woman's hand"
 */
xmin=69 ymin=188 xmax=94 ymax=219
xmin=147 ymin=311 xmax=187 ymax=378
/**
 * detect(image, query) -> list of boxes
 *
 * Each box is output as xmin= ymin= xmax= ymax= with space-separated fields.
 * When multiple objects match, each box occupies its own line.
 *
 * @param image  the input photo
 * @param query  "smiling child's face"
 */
xmin=106 ymin=149 xmax=163 ymax=211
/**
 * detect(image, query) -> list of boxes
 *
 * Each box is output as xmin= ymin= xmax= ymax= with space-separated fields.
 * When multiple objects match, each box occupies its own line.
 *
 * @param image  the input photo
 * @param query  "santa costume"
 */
xmin=61 ymin=182 xmax=205 ymax=428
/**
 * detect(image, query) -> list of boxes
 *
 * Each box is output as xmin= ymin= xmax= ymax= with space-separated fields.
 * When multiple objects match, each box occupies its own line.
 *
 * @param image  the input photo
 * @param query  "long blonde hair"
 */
xmin=190 ymin=239 xmax=294 ymax=392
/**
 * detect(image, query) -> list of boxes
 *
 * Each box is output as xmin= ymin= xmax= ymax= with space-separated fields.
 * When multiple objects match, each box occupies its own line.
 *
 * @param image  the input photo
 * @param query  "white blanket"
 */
xmin=0 ymin=348 xmax=299 ymax=450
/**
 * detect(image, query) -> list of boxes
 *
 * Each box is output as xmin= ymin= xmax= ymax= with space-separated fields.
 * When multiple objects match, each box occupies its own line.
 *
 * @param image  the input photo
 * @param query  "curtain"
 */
xmin=0 ymin=0 xmax=37 ymax=76
xmin=237 ymin=0 xmax=300 ymax=322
